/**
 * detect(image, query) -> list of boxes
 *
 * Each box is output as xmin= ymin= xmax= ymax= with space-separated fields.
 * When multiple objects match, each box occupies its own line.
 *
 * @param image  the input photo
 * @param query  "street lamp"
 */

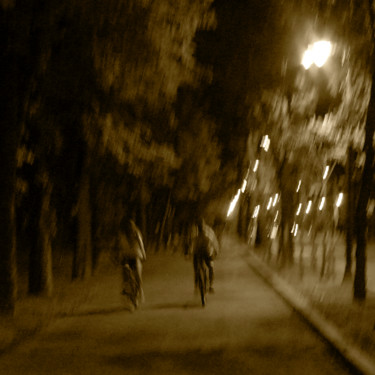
xmin=302 ymin=40 xmax=332 ymax=70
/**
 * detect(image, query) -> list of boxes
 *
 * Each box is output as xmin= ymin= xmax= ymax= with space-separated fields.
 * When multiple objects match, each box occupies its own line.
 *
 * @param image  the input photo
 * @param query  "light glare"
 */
xmin=306 ymin=200 xmax=312 ymax=214
xmin=241 ymin=179 xmax=247 ymax=193
xmin=252 ymin=205 xmax=260 ymax=218
xmin=313 ymin=41 xmax=332 ymax=67
xmin=296 ymin=203 xmax=302 ymax=216
xmin=296 ymin=180 xmax=301 ymax=193
xmin=261 ymin=135 xmax=270 ymax=152
xmin=302 ymin=40 xmax=332 ymax=69
xmin=336 ymin=192 xmax=343 ymax=207
xmin=302 ymin=49 xmax=314 ymax=70
xmin=227 ymin=189 xmax=241 ymax=217
xmin=253 ymin=159 xmax=259 ymax=172
xmin=319 ymin=197 xmax=326 ymax=211
xmin=274 ymin=210 xmax=279 ymax=222
xmin=272 ymin=193 xmax=278 ymax=207
xmin=267 ymin=197 xmax=272 ymax=210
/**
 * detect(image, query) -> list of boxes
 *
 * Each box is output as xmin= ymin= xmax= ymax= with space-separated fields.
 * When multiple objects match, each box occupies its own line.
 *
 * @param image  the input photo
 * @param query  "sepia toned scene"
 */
xmin=1 ymin=1 xmax=375 ymax=374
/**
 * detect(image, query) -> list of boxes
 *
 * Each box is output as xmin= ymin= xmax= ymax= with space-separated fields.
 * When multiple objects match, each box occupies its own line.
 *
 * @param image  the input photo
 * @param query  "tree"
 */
xmin=0 ymin=0 xmax=48 ymax=311
xmin=0 ymin=0 xmax=216 ymax=310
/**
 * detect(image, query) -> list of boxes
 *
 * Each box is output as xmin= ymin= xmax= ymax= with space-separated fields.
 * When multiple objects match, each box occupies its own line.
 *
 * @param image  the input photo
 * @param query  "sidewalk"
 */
xmin=1 ymin=233 xmax=375 ymax=373
xmin=235 ymin=233 xmax=375 ymax=375
xmin=0 ymin=234 xmax=362 ymax=374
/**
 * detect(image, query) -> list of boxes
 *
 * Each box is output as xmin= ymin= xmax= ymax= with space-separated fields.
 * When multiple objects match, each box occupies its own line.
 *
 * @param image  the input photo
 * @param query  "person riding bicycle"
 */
xmin=118 ymin=218 xmax=146 ymax=305
xmin=191 ymin=218 xmax=219 ymax=294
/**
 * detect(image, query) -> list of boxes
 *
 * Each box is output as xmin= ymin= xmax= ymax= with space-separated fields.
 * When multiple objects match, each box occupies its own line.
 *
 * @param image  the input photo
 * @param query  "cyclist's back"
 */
xmin=194 ymin=227 xmax=210 ymax=258
xmin=192 ymin=218 xmax=219 ymax=293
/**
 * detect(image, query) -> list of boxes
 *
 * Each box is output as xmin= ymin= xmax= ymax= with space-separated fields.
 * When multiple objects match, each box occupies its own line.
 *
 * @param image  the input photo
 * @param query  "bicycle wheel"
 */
xmin=198 ymin=262 xmax=207 ymax=307
xmin=121 ymin=264 xmax=139 ymax=310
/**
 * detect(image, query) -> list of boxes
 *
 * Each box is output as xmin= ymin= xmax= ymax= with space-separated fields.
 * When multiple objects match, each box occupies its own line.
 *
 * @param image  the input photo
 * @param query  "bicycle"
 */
xmin=196 ymin=256 xmax=208 ymax=307
xmin=121 ymin=262 xmax=140 ymax=311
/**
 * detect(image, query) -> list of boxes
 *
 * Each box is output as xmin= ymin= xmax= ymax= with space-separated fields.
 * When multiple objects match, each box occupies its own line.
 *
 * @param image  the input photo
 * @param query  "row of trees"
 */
xmin=236 ymin=0 xmax=375 ymax=302
xmin=1 ymin=0 xmax=246 ymax=314
xmin=2 ymin=0 xmax=374 ymax=314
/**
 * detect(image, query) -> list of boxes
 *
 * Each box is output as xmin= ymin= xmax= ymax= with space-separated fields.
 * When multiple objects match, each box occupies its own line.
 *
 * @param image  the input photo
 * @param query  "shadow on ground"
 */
xmin=146 ymin=301 xmax=203 ymax=310
xmin=105 ymin=348 xmax=256 ymax=374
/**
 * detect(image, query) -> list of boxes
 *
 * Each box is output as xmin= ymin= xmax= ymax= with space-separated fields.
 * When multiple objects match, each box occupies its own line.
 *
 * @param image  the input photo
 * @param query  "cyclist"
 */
xmin=191 ymin=218 xmax=219 ymax=294
xmin=118 ymin=218 xmax=147 ymax=305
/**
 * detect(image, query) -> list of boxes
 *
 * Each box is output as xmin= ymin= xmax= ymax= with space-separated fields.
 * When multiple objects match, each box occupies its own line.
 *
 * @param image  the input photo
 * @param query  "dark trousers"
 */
xmin=193 ymin=253 xmax=214 ymax=289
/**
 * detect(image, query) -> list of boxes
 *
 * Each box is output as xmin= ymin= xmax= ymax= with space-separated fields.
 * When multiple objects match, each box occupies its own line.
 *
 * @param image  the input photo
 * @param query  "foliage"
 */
xmin=173 ymin=112 xmax=221 ymax=203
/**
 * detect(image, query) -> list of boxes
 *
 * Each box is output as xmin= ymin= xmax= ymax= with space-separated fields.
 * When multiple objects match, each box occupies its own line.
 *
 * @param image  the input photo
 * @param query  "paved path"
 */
xmin=0 ymin=237 xmax=354 ymax=374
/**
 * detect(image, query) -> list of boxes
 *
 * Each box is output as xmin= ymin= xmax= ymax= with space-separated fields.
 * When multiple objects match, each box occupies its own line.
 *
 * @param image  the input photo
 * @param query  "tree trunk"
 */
xmin=29 ymin=180 xmax=54 ymax=296
xmin=0 ymin=6 xmax=20 ymax=313
xmin=0 ymin=95 xmax=18 ymax=313
xmin=138 ymin=179 xmax=148 ymax=247
xmin=237 ymin=194 xmax=246 ymax=240
xmin=278 ymin=186 xmax=295 ymax=267
xmin=157 ymin=192 xmax=171 ymax=252
xmin=72 ymin=164 xmax=92 ymax=280
xmin=353 ymin=70 xmax=375 ymax=302
xmin=343 ymin=144 xmax=354 ymax=282
xmin=90 ymin=181 xmax=100 ymax=274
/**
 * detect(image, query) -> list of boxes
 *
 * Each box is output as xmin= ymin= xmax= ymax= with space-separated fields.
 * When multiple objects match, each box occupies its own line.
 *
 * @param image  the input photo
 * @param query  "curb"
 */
xmin=245 ymin=251 xmax=375 ymax=375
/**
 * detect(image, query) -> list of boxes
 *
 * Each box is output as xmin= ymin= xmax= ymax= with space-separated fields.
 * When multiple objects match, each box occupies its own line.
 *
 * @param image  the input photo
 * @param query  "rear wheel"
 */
xmin=122 ymin=264 xmax=139 ymax=310
xmin=198 ymin=263 xmax=207 ymax=307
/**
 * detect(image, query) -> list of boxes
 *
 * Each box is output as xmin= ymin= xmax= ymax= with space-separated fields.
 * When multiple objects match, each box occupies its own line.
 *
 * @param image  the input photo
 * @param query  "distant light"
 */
xmin=294 ymin=223 xmax=299 ymax=237
xmin=252 ymin=205 xmax=260 ymax=218
xmin=241 ymin=179 xmax=247 ymax=193
xmin=271 ymin=225 xmax=278 ymax=239
xmin=272 ymin=193 xmax=278 ymax=207
xmin=227 ymin=189 xmax=241 ymax=217
xmin=261 ymin=135 xmax=270 ymax=152
xmin=323 ymin=166 xmax=329 ymax=180
xmin=267 ymin=197 xmax=272 ymax=210
xmin=368 ymin=200 xmax=375 ymax=217
xmin=336 ymin=192 xmax=343 ymax=207
xmin=274 ymin=210 xmax=279 ymax=222
xmin=302 ymin=40 xmax=332 ymax=70
xmin=306 ymin=200 xmax=312 ymax=214
xmin=253 ymin=159 xmax=259 ymax=172
xmin=319 ymin=196 xmax=326 ymax=211
xmin=296 ymin=180 xmax=301 ymax=193
xmin=296 ymin=203 xmax=302 ymax=216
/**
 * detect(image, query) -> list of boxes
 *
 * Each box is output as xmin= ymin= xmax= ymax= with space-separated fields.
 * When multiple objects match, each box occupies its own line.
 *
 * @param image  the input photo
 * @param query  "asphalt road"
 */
xmin=0 ymin=237 xmax=355 ymax=374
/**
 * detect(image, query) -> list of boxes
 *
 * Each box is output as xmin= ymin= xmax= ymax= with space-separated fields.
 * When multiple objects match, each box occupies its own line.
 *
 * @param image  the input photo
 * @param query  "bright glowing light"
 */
xmin=253 ymin=159 xmax=259 ymax=172
xmin=323 ymin=166 xmax=329 ymax=180
xmin=306 ymin=200 xmax=312 ymax=214
xmin=336 ymin=192 xmax=343 ymax=207
xmin=274 ymin=210 xmax=279 ymax=222
xmin=294 ymin=223 xmax=299 ymax=237
xmin=313 ymin=41 xmax=332 ymax=67
xmin=319 ymin=196 xmax=326 ymax=211
xmin=302 ymin=49 xmax=314 ymax=70
xmin=267 ymin=197 xmax=272 ymax=210
xmin=252 ymin=205 xmax=260 ymax=218
xmin=227 ymin=189 xmax=241 ymax=217
xmin=261 ymin=135 xmax=270 ymax=152
xmin=271 ymin=225 xmax=278 ymax=239
xmin=302 ymin=40 xmax=332 ymax=69
xmin=296 ymin=203 xmax=302 ymax=216
xmin=272 ymin=193 xmax=278 ymax=207
xmin=241 ymin=179 xmax=247 ymax=193
xmin=296 ymin=180 xmax=301 ymax=193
